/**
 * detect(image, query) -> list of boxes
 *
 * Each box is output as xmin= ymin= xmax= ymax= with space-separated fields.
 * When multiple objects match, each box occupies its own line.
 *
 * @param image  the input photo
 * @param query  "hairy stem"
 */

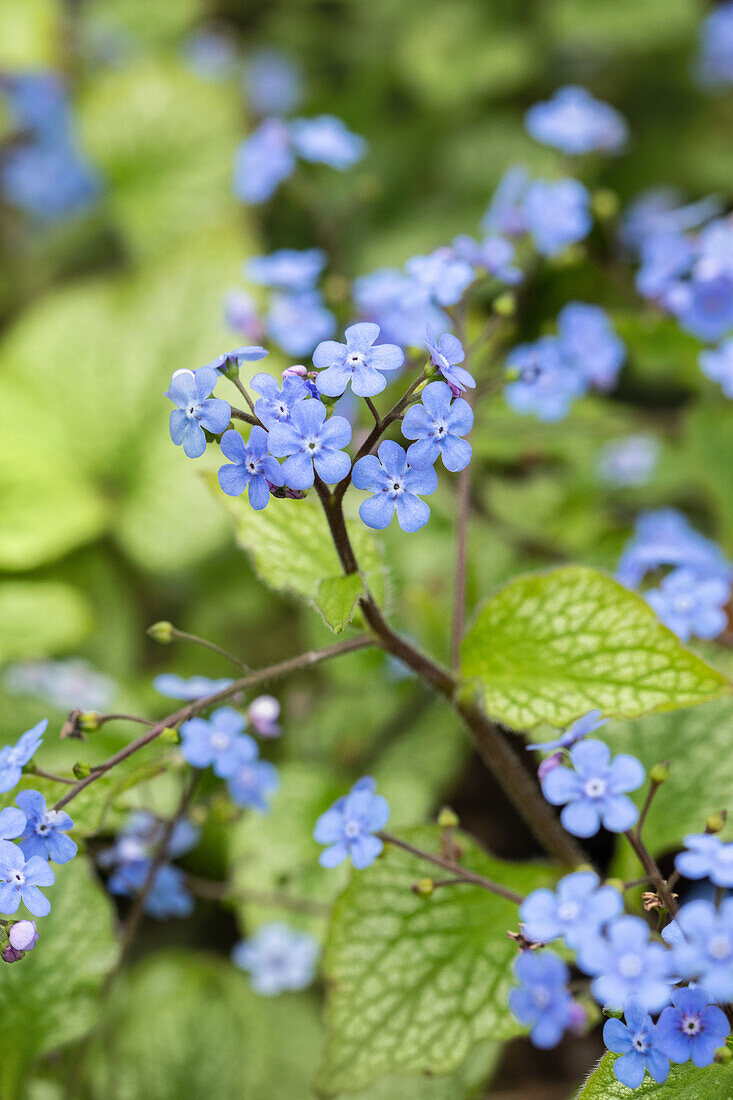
xmin=379 ymin=831 xmax=525 ymax=904
xmin=624 ymin=830 xmax=678 ymax=915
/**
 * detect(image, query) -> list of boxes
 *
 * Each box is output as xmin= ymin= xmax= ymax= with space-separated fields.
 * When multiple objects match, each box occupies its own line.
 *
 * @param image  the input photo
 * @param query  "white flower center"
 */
xmin=185 ymin=403 xmax=200 ymax=420
xmin=210 ymin=733 xmax=230 ymax=752
xmin=682 ymin=1015 xmax=702 ymax=1035
xmin=708 ymin=933 xmax=731 ymax=960
xmin=558 ymin=901 xmax=580 ymax=922
xmin=532 ymin=985 xmax=551 ymax=1009
xmin=344 ymin=820 xmax=360 ymax=839
xmin=674 ymin=594 xmax=694 ymax=614
xmin=10 ymin=871 xmax=25 ymax=887
xmin=618 ymin=952 xmax=642 ymax=979
xmin=348 ymin=353 xmax=365 ymax=369
xmin=584 ymin=777 xmax=606 ymax=799
xmin=237 ymin=765 xmax=256 ymax=787
xmin=633 ymin=1033 xmax=648 ymax=1053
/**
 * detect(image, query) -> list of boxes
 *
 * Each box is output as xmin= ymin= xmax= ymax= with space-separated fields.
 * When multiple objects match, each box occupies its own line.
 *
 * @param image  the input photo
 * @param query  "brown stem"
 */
xmin=379 ymin=831 xmax=525 ymax=904
xmin=165 ymin=626 xmax=250 ymax=673
xmin=230 ymin=408 xmax=259 ymax=427
xmin=29 ymin=767 xmax=76 ymax=785
xmin=635 ymin=771 xmax=666 ymax=838
xmin=185 ymin=874 xmax=329 ymax=916
xmin=231 ymin=375 xmax=257 ymax=416
xmin=624 ymin=830 xmax=678 ymax=915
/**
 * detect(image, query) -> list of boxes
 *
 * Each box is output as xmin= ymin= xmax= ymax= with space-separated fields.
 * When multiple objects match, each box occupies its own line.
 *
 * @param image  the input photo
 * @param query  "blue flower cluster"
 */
xmin=232 ymin=922 xmax=319 ymax=995
xmin=483 ymin=167 xmax=591 ymax=257
xmin=98 ymin=811 xmax=200 ymax=920
xmin=616 ymin=509 xmax=731 ymax=641
xmin=525 ymin=86 xmax=628 ymax=156
xmin=597 ymin=435 xmax=659 ymax=488
xmin=3 ymin=658 xmax=115 ymax=712
xmin=0 ymin=72 xmax=100 ymax=221
xmin=179 ymin=707 xmax=279 ymax=811
xmin=504 ymin=303 xmax=625 ymax=421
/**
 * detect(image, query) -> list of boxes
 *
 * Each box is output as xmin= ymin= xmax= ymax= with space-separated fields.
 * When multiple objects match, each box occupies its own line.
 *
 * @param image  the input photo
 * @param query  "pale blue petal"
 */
xmin=282 ymin=451 xmax=315 ymax=490
xmin=352 ymin=454 xmax=383 ymax=490
xmin=219 ymin=428 xmax=247 ymax=463
xmin=351 ymin=363 xmax=388 ymax=397
xmin=218 ymin=464 xmax=249 ymax=496
xmin=312 ymin=340 xmax=346 ymax=370
xmin=359 ymin=493 xmax=395 ymax=529
xmin=345 ymin=322 xmax=380 ymax=352
xmin=316 ymin=362 xmax=352 ymax=397
xmin=314 ymin=449 xmax=351 ymax=484
xmin=440 ymin=435 xmax=472 ymax=472
xmin=248 ymin=476 xmax=271 ymax=510
xmin=395 ymin=493 xmax=430 ymax=532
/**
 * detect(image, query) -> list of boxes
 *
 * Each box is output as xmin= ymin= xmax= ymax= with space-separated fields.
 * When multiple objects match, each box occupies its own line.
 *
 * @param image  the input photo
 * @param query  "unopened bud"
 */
xmin=715 ymin=1045 xmax=733 ymax=1064
xmin=537 ymin=752 xmax=563 ymax=782
xmin=592 ymin=189 xmax=620 ymax=220
xmin=493 ymin=291 xmax=516 ymax=317
xmin=73 ymin=761 xmax=91 ymax=779
xmin=650 ymin=762 xmax=670 ymax=785
xmin=413 ymin=878 xmax=434 ymax=898
xmin=78 ymin=712 xmax=101 ymax=733
xmin=147 ymin=621 xmax=175 ymax=645
xmin=220 ymin=357 xmax=241 ymax=382
xmin=568 ymin=1001 xmax=587 ymax=1035
xmin=9 ymin=920 xmax=37 ymax=952
xmin=160 ymin=726 xmax=180 ymax=745
xmin=707 ymin=811 xmax=727 ymax=835
xmin=437 ymin=806 xmax=459 ymax=829
xmin=282 ymin=364 xmax=308 ymax=379
xmin=2 ymin=945 xmax=23 ymax=963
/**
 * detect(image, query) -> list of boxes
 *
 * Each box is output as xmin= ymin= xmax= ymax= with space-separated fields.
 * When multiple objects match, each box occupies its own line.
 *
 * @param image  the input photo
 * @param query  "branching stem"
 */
xmin=379 ymin=831 xmax=525 ymax=904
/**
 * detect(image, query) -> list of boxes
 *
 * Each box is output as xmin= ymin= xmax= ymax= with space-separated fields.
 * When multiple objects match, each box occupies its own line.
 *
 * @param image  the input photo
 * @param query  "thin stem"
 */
xmin=231 ymin=375 xmax=257 ymax=416
xmin=167 ymin=626 xmax=250 ymax=673
xmin=379 ymin=831 xmax=524 ymax=904
xmin=52 ymin=636 xmax=375 ymax=812
xmin=29 ymin=767 xmax=76 ymax=785
xmin=635 ymin=770 xmax=666 ymax=838
xmin=364 ymin=396 xmax=380 ymax=424
xmin=185 ymin=875 xmax=329 ymax=916
xmin=624 ymin=830 xmax=678 ymax=915
xmin=230 ymin=408 xmax=259 ymax=427
xmin=97 ymin=714 xmax=155 ymax=727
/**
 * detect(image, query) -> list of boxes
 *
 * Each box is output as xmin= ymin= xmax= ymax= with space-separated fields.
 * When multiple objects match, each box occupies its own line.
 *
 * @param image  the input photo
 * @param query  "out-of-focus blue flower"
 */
xmin=505 ymin=337 xmax=585 ymax=422
xmin=289 ymin=115 xmax=366 ymax=168
xmin=619 ymin=189 xmax=721 ymax=254
xmin=0 ymin=840 xmax=55 ymax=917
xmin=401 ymin=380 xmax=473 ymax=471
xmin=482 ymin=166 xmax=529 ymax=238
xmin=616 ymin=509 xmax=731 ymax=590
xmin=98 ymin=812 xmax=200 ymax=871
xmin=109 ymin=860 xmax=194 ymax=919
xmin=2 ymin=140 xmax=100 ymax=221
xmin=668 ymin=271 xmax=733 ymax=342
xmin=180 ymin=707 xmax=252 ymax=777
xmin=166 ymin=368 xmax=231 ymax=459
xmin=2 ymin=72 xmax=69 ymax=138
xmin=244 ymin=49 xmax=303 ymax=115
xmin=527 ymin=709 xmax=608 ymax=753
xmin=697 ymin=2 xmax=733 ymax=87
xmin=656 ymin=988 xmax=729 ymax=1067
xmin=220 ymin=739 xmax=279 ymax=812
xmin=603 ymin=1004 xmax=670 ymax=1088
xmin=405 ymin=248 xmax=474 ymax=307
xmin=354 ymin=269 xmax=450 ymax=348
xmin=232 ymin=923 xmax=319 ymax=995
xmin=508 ymin=951 xmax=575 ymax=1049
xmin=3 ymin=660 xmax=114 ymax=712
xmin=153 ymin=674 xmax=234 ymax=700
xmin=668 ymin=898 xmax=733 ymax=1003
xmin=205 ymin=346 xmax=268 ymax=374
xmin=577 ymin=915 xmax=673 ymax=1012
xmin=233 ymin=118 xmax=295 ymax=204
xmin=16 ymin=790 xmax=76 ymax=864
xmin=247 ymin=695 xmax=281 ymax=739
xmin=266 ymin=290 xmax=336 ymax=356
xmin=700 ymin=339 xmax=733 ymax=397
xmin=0 ymin=721 xmax=47 ymax=794
xmin=597 ymin=435 xmax=659 ymax=487
xmin=267 ymin=400 xmax=351 ymax=489
xmin=352 ymin=440 xmax=438 ymax=533
xmin=452 ymin=234 xmax=523 ymax=284
xmin=557 ymin=303 xmax=625 ymax=390
xmin=676 ymin=834 xmax=733 ymax=888
xmin=246 ymin=248 xmax=326 ymax=291
xmin=645 ymin=567 xmax=729 ymax=641
xmin=636 ymin=230 xmax=694 ymax=299
xmin=541 ymin=740 xmax=644 ymax=838
xmin=313 ymin=776 xmax=390 ymax=869
xmin=314 ymin=322 xmax=403 ymax=398
xmin=523 ymin=179 xmax=591 ymax=256
xmin=525 ymin=86 xmax=628 ymax=155
xmin=251 ymin=371 xmax=309 ymax=428
xmin=425 ymin=327 xmax=475 ymax=393
xmin=217 ymin=426 xmax=284 ymax=508
xmin=224 ymin=290 xmax=263 ymax=341
xmin=519 ymin=871 xmax=622 ymax=950
xmin=181 ymin=28 xmax=238 ymax=79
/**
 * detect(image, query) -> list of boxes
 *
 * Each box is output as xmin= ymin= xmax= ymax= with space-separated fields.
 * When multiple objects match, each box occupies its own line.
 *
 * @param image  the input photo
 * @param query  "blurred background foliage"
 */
xmin=1 ymin=0 xmax=732 ymax=1096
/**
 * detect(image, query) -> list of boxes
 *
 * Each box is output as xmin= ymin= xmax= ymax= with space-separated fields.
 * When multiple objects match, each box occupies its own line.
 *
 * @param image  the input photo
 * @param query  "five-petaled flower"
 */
xmin=603 ymin=1003 xmax=669 ymax=1088
xmin=667 ymin=898 xmax=733 ymax=1003
xmin=166 ymin=367 xmax=231 ymax=459
xmin=251 ymin=371 xmax=309 ymax=428
xmin=401 ymin=381 xmax=473 ymax=471
xmin=675 ymin=833 xmax=733 ymax=887
xmin=508 ymin=950 xmax=575 ymax=1049
xmin=313 ymin=322 xmax=403 ymax=397
xmin=540 ymin=739 xmax=645 ymax=838
xmin=217 ymin=426 xmax=284 ymax=508
xmin=232 ymin=922 xmax=319 ymax=996
xmin=267 ymin=400 xmax=352 ymax=489
xmin=519 ymin=870 xmax=622 ymax=950
xmin=526 ymin=709 xmax=608 ymax=753
xmin=216 ymin=738 xmax=279 ymax=812
xmin=0 ymin=839 xmax=55 ymax=916
xmin=656 ymin=987 xmax=729 ymax=1067
xmin=179 ymin=707 xmax=253 ymax=777
xmin=352 ymin=440 xmax=437 ymax=533
xmin=313 ymin=776 xmax=389 ymax=869
xmin=16 ymin=789 xmax=77 ymax=864
xmin=576 ymin=914 xmax=673 ymax=1013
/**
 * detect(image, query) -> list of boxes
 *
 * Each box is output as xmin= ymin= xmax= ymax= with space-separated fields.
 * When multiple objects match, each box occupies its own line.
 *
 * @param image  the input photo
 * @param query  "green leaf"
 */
xmin=0 ymin=858 xmax=118 ymax=1099
xmin=576 ymin=1050 xmax=733 ymax=1098
xmin=0 ymin=0 xmax=59 ymax=68
xmin=220 ymin=492 xmax=386 ymax=629
xmin=0 ymin=581 xmax=94 ymax=662
xmin=460 ymin=566 xmax=729 ymax=730
xmin=317 ymin=826 xmax=553 ymax=1094
xmin=317 ymin=574 xmax=365 ymax=632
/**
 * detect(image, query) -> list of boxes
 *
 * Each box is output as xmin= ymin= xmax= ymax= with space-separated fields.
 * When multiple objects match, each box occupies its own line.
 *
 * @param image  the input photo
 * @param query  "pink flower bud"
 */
xmin=538 ymin=752 xmax=564 ymax=782
xmin=9 ymin=920 xmax=38 ymax=952
xmin=282 ymin=364 xmax=308 ymax=378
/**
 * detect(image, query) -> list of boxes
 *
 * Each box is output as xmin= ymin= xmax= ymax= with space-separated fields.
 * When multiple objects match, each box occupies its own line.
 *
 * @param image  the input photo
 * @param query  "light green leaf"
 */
xmin=0 ymin=581 xmax=94 ymax=662
xmin=318 ymin=826 xmax=552 ymax=1094
xmin=576 ymin=1049 xmax=733 ymax=1098
xmin=317 ymin=574 xmax=365 ymax=632
xmin=0 ymin=0 xmax=58 ymax=68
xmin=0 ymin=858 xmax=118 ymax=1099
xmin=461 ymin=566 xmax=729 ymax=730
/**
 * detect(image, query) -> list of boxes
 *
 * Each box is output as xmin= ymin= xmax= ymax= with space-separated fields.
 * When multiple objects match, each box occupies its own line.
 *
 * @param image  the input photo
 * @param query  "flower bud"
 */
xmin=650 ymin=762 xmax=670 ymax=785
xmin=2 ymin=945 xmax=23 ymax=963
xmin=160 ymin=726 xmax=181 ymax=745
xmin=493 ymin=291 xmax=516 ymax=317
xmin=282 ymin=364 xmax=308 ymax=379
xmin=706 ymin=811 xmax=727 ymax=835
xmin=413 ymin=878 xmax=434 ymax=898
xmin=437 ymin=806 xmax=459 ymax=829
xmin=537 ymin=752 xmax=564 ymax=782
xmin=73 ymin=761 xmax=91 ymax=779
xmin=9 ymin=920 xmax=37 ymax=952
xmin=715 ymin=1045 xmax=733 ymax=1065
xmin=79 ymin=712 xmax=101 ymax=733
xmin=147 ymin=621 xmax=175 ymax=644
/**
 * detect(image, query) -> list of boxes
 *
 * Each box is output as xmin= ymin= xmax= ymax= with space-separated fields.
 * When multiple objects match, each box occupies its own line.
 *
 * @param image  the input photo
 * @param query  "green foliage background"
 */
xmin=2 ymin=0 xmax=733 ymax=1096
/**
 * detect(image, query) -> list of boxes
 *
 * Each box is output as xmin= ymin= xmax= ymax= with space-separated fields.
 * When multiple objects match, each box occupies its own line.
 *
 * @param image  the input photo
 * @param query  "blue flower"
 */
xmin=153 ymin=674 xmax=234 ymax=700
xmin=700 ymin=339 xmax=733 ymax=397
xmin=541 ymin=740 xmax=644 ymax=838
xmin=670 ymin=272 xmax=733 ymax=342
xmin=288 ymin=115 xmax=366 ymax=168
xmin=352 ymin=440 xmax=438 ymax=533
xmin=247 ymin=695 xmax=281 ymax=739
xmin=354 ymin=269 xmax=450 ymax=348
xmin=2 ymin=141 xmax=100 ymax=221
xmin=603 ymin=1004 xmax=670 ymax=1088
xmin=405 ymin=248 xmax=475 ymax=307
xmin=244 ymin=49 xmax=303 ymax=116
xmin=251 ymin=372 xmax=310 ymax=429
xmin=0 ymin=807 xmax=26 ymax=841
xmin=523 ymin=179 xmax=591 ymax=256
xmin=266 ymin=400 xmax=351 ymax=489
xmin=401 ymin=381 xmax=473 ymax=471
xmin=216 ymin=739 xmax=279 ymax=812
xmin=482 ymin=166 xmax=530 ymax=238
xmin=0 ymin=720 xmax=47 ymax=794
xmin=676 ymin=834 xmax=733 ymax=888
xmin=313 ymin=776 xmax=390 ymax=869
xmin=205 ymin=346 xmax=269 ymax=374
xmin=224 ymin=290 xmax=263 ymax=341
xmin=245 ymin=248 xmax=326 ymax=291
xmin=508 ymin=951 xmax=575 ymax=1049
xmin=505 ymin=337 xmax=585 ymax=422
xmin=217 ymin=426 xmax=284 ymax=509
xmin=616 ymin=508 xmax=731 ymax=589
xmin=526 ymin=709 xmax=608 ymax=753
xmin=16 ymin=790 xmax=76 ymax=864
xmin=179 ymin=707 xmax=254 ymax=777
xmin=314 ymin=322 xmax=404 ymax=398
xmin=166 ymin=367 xmax=231 ymax=459
xmin=0 ymin=840 xmax=55 ymax=916
xmin=519 ymin=871 xmax=623 ymax=949
xmin=597 ymin=435 xmax=659 ymax=487
xmin=620 ymin=190 xmax=720 ymax=255
xmin=232 ymin=923 xmax=319 ymax=995
xmin=425 ymin=326 xmax=475 ymax=393
xmin=2 ymin=72 xmax=69 ymax=139
xmin=98 ymin=811 xmax=200 ymax=871
xmin=109 ymin=860 xmax=194 ymax=920
xmin=576 ymin=914 xmax=673 ymax=1012
xmin=697 ymin=2 xmax=733 ymax=87
xmin=266 ymin=290 xmax=336 ymax=356
xmin=556 ymin=303 xmax=625 ymax=391
xmin=452 ymin=234 xmax=523 ymax=284
xmin=3 ymin=659 xmax=114 ymax=712
xmin=233 ymin=118 xmax=295 ymax=203
xmin=525 ymin=86 xmax=628 ymax=156
xmin=636 ymin=230 xmax=694 ymax=298
xmin=669 ymin=898 xmax=733 ymax=1002
xmin=657 ymin=988 xmax=729 ymax=1067
xmin=645 ymin=567 xmax=729 ymax=641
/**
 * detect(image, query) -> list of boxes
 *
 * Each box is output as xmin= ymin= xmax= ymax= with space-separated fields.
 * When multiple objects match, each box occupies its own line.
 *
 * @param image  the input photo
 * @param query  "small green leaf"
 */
xmin=0 ymin=581 xmax=94 ymax=662
xmin=461 ymin=566 xmax=729 ymax=730
xmin=317 ymin=574 xmax=365 ymax=632
xmin=576 ymin=1049 xmax=733 ymax=1098
xmin=317 ymin=826 xmax=553 ymax=1094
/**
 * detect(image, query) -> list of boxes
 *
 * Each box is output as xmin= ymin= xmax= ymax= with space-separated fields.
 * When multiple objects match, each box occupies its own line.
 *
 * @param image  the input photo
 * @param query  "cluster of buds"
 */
xmin=1 ymin=919 xmax=38 ymax=963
